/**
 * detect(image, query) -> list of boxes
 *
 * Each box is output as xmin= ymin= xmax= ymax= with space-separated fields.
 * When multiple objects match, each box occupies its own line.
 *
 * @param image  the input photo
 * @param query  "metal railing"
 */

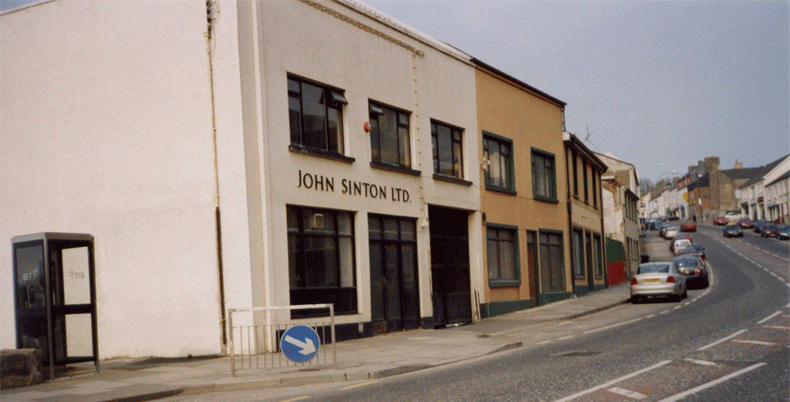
xmin=227 ymin=304 xmax=336 ymax=377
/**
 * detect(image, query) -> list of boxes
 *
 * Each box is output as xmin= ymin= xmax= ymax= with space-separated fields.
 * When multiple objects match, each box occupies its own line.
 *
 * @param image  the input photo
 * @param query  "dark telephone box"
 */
xmin=12 ymin=233 xmax=99 ymax=379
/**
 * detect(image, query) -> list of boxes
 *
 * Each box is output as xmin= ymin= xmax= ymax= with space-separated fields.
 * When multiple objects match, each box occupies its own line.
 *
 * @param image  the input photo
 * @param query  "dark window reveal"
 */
xmin=288 ymin=76 xmax=347 ymax=154
xmin=431 ymin=121 xmax=464 ymax=178
xmin=369 ymin=102 xmax=411 ymax=168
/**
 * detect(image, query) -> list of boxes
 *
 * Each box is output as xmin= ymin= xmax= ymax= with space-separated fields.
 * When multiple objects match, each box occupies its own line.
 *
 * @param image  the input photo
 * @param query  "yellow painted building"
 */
xmin=473 ymin=59 xmax=572 ymax=317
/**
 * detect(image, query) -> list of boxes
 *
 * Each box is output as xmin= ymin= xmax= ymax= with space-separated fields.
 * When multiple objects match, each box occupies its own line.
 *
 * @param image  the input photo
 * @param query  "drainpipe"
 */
xmin=205 ymin=0 xmax=227 ymax=351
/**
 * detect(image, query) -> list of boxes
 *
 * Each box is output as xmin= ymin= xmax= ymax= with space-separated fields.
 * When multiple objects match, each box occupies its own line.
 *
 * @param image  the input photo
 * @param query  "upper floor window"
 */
xmin=583 ymin=163 xmax=589 ymax=203
xmin=431 ymin=120 xmax=464 ymax=178
xmin=369 ymin=102 xmax=411 ymax=168
xmin=531 ymin=148 xmax=557 ymax=202
xmin=592 ymin=171 xmax=598 ymax=208
xmin=288 ymin=76 xmax=347 ymax=154
xmin=572 ymin=152 xmax=578 ymax=198
xmin=483 ymin=132 xmax=514 ymax=193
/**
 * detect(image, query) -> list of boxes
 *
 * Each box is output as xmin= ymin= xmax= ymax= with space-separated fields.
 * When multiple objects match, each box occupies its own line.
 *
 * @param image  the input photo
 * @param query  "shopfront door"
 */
xmin=369 ymin=215 xmax=419 ymax=333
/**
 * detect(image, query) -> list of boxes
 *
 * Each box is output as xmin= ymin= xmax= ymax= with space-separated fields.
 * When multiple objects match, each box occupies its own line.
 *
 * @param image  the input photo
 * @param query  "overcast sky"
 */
xmin=2 ymin=0 xmax=787 ymax=184
xmin=367 ymin=0 xmax=789 ymax=183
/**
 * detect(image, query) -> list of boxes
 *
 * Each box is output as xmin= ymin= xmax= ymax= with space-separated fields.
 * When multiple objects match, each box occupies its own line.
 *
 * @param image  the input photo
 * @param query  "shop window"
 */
xmin=287 ymin=206 xmax=357 ymax=316
xmin=288 ymin=76 xmax=347 ymax=155
xmin=483 ymin=132 xmax=515 ymax=194
xmin=532 ymin=148 xmax=557 ymax=202
xmin=487 ymin=225 xmax=519 ymax=287
xmin=369 ymin=102 xmax=411 ymax=169
xmin=431 ymin=120 xmax=464 ymax=179
xmin=539 ymin=230 xmax=564 ymax=292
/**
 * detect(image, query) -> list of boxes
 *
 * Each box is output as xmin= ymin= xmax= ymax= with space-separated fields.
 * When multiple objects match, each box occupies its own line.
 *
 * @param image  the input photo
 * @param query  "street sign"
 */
xmin=280 ymin=325 xmax=320 ymax=363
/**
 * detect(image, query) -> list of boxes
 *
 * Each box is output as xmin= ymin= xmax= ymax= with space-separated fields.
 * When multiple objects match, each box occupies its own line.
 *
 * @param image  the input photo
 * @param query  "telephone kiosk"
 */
xmin=12 ymin=233 xmax=99 ymax=379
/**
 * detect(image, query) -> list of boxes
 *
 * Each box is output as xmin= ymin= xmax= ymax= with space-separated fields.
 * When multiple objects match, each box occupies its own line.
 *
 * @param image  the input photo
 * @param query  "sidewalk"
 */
xmin=2 ymin=235 xmax=673 ymax=402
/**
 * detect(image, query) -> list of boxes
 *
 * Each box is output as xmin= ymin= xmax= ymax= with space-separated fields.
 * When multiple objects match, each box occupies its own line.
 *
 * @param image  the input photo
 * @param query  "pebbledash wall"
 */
xmin=1 ymin=0 xmax=483 ymax=358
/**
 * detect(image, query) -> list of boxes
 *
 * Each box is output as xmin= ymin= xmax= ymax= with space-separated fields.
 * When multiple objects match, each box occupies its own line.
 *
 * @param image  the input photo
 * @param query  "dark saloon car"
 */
xmin=676 ymin=244 xmax=706 ymax=261
xmin=672 ymin=256 xmax=709 ymax=289
xmin=753 ymin=220 xmax=767 ymax=233
xmin=761 ymin=223 xmax=778 ymax=238
xmin=723 ymin=225 xmax=743 ymax=238
xmin=777 ymin=225 xmax=790 ymax=240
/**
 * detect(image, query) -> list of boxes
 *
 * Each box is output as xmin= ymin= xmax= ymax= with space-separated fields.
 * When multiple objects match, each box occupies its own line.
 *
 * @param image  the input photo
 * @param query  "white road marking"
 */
xmin=685 ymin=358 xmax=717 ymax=366
xmin=584 ymin=318 xmax=643 ymax=334
xmin=656 ymin=363 xmax=767 ymax=402
xmin=608 ymin=387 xmax=647 ymax=400
xmin=732 ymin=340 xmax=779 ymax=346
xmin=660 ymin=310 xmax=670 ymax=315
xmin=552 ymin=360 xmax=673 ymax=402
xmin=341 ymin=380 xmax=379 ymax=390
xmin=537 ymin=340 xmax=552 ymax=345
xmin=758 ymin=311 xmax=782 ymax=324
xmin=646 ymin=314 xmax=656 ymax=319
xmin=557 ymin=335 xmax=574 ymax=341
xmin=698 ymin=329 xmax=747 ymax=351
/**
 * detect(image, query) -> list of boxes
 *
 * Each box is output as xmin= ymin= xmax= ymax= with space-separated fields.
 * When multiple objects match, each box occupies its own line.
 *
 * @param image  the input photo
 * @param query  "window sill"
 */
xmin=534 ymin=194 xmax=559 ymax=204
xmin=289 ymin=144 xmax=355 ymax=164
xmin=370 ymin=161 xmax=421 ymax=176
xmin=433 ymin=174 xmax=473 ymax=186
xmin=485 ymin=185 xmax=517 ymax=195
xmin=488 ymin=279 xmax=521 ymax=288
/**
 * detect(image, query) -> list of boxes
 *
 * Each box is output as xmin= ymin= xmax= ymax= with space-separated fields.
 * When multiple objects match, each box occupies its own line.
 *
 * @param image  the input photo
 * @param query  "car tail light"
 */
xmin=631 ymin=277 xmax=638 ymax=285
xmin=666 ymin=276 xmax=676 ymax=283
xmin=695 ymin=268 xmax=701 ymax=275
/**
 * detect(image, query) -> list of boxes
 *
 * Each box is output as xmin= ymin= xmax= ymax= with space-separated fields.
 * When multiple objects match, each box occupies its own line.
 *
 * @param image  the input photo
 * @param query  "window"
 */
xmin=288 ymin=76 xmax=347 ymax=154
xmin=483 ymin=133 xmax=514 ymax=193
xmin=572 ymin=229 xmax=584 ymax=278
xmin=539 ymin=230 xmax=564 ymax=293
xmin=592 ymin=172 xmax=598 ymax=208
xmin=487 ymin=225 xmax=519 ymax=286
xmin=532 ymin=149 xmax=557 ymax=202
xmin=431 ymin=121 xmax=464 ymax=178
xmin=369 ymin=102 xmax=411 ymax=168
xmin=594 ymin=234 xmax=604 ymax=278
xmin=287 ymin=206 xmax=357 ymax=315
xmin=583 ymin=163 xmax=589 ymax=203
xmin=572 ymin=152 xmax=578 ymax=198
xmin=585 ymin=232 xmax=593 ymax=281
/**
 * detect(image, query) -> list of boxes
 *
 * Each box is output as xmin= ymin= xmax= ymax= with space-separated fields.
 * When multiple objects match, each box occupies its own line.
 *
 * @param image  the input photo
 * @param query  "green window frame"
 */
xmin=483 ymin=132 xmax=516 ymax=194
xmin=572 ymin=228 xmax=585 ymax=279
xmin=594 ymin=234 xmax=604 ymax=278
xmin=531 ymin=148 xmax=558 ymax=203
xmin=486 ymin=224 xmax=520 ymax=287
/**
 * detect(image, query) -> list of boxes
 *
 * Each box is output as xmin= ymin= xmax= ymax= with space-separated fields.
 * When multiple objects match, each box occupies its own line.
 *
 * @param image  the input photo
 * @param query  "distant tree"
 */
xmin=640 ymin=178 xmax=654 ymax=194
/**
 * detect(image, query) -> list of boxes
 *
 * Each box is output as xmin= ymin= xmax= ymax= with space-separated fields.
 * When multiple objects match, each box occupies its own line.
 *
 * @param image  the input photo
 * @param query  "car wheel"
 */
xmin=631 ymin=295 xmax=640 ymax=304
xmin=682 ymin=288 xmax=688 ymax=299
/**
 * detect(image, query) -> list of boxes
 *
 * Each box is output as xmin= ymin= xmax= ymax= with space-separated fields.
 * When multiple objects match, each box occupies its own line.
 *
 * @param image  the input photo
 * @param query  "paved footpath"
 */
xmin=2 ymin=234 xmax=674 ymax=402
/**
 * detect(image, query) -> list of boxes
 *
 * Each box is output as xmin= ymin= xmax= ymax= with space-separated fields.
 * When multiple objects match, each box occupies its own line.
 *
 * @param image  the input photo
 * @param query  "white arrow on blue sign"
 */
xmin=280 ymin=325 xmax=321 ymax=363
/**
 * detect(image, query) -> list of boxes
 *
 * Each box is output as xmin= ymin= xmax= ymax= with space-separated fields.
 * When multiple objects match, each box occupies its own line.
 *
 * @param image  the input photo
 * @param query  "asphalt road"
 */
xmin=167 ymin=224 xmax=789 ymax=402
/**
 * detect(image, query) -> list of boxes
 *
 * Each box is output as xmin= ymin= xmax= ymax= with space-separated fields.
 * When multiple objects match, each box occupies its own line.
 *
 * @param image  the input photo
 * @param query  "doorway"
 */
xmin=369 ymin=215 xmax=420 ymax=333
xmin=428 ymin=206 xmax=471 ymax=327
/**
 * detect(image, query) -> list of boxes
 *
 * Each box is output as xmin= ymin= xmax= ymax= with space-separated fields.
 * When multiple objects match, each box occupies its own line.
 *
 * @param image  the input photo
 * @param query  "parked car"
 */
xmin=630 ymin=262 xmax=687 ymax=303
xmin=670 ymin=237 xmax=692 ymax=254
xmin=672 ymin=256 xmax=709 ymax=289
xmin=658 ymin=224 xmax=668 ymax=237
xmin=667 ymin=216 xmax=680 ymax=221
xmin=713 ymin=216 xmax=729 ymax=226
xmin=664 ymin=226 xmax=679 ymax=239
xmin=681 ymin=222 xmax=697 ymax=232
xmin=777 ymin=225 xmax=790 ymax=240
xmin=676 ymin=244 xmax=706 ymax=261
xmin=737 ymin=219 xmax=753 ymax=229
xmin=754 ymin=220 xmax=767 ymax=233
xmin=723 ymin=225 xmax=743 ymax=238
xmin=761 ymin=223 xmax=778 ymax=238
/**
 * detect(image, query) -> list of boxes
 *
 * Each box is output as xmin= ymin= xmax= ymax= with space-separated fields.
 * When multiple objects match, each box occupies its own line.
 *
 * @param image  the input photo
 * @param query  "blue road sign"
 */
xmin=280 ymin=325 xmax=320 ymax=363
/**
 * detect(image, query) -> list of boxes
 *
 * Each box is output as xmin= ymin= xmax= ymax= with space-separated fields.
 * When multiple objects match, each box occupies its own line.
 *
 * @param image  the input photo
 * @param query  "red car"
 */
xmin=713 ymin=216 xmax=729 ymax=226
xmin=738 ymin=219 xmax=753 ymax=229
xmin=681 ymin=222 xmax=697 ymax=232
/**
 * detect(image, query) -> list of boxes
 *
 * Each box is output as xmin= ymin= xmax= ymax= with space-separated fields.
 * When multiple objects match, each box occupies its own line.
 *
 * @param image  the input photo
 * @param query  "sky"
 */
xmin=365 ymin=0 xmax=789 ymax=184
xmin=2 ymin=0 xmax=787 ymax=184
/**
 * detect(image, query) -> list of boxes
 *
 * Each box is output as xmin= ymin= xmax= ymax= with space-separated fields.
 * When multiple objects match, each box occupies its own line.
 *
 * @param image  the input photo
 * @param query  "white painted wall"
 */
xmin=1 ymin=0 xmax=223 ymax=357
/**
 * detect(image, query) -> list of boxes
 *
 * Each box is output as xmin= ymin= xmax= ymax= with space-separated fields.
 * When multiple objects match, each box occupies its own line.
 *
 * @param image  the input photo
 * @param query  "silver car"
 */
xmin=630 ymin=262 xmax=687 ymax=303
xmin=663 ymin=226 xmax=679 ymax=239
